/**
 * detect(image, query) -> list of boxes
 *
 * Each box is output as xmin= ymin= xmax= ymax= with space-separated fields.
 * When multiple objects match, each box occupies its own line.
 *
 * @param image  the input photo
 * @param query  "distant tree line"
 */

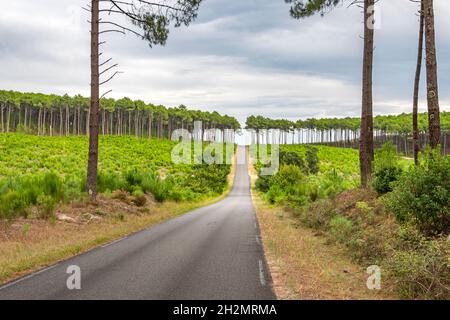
xmin=0 ymin=90 xmax=240 ymax=141
xmin=245 ymin=113 xmax=450 ymax=154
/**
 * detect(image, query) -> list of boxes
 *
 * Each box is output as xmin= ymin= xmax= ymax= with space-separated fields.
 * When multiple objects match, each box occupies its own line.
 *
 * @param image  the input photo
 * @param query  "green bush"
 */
xmin=96 ymin=171 xmax=124 ymax=193
xmin=266 ymin=184 xmax=285 ymax=204
xmin=41 ymin=173 xmax=64 ymax=201
xmin=168 ymin=187 xmax=198 ymax=202
xmin=374 ymin=141 xmax=400 ymax=170
xmin=373 ymin=166 xmax=403 ymax=194
xmin=279 ymin=151 xmax=306 ymax=171
xmin=263 ymin=165 xmax=307 ymax=205
xmin=373 ymin=142 xmax=402 ymax=195
xmin=384 ymin=149 xmax=450 ymax=235
xmin=37 ymin=194 xmax=56 ymax=219
xmin=141 ymin=173 xmax=170 ymax=203
xmin=329 ymin=215 xmax=353 ymax=243
xmin=124 ymin=169 xmax=144 ymax=192
xmin=270 ymin=165 xmax=305 ymax=190
xmin=318 ymin=169 xmax=346 ymax=199
xmin=307 ymin=182 xmax=319 ymax=202
xmin=0 ymin=173 xmax=65 ymax=220
xmin=306 ymin=146 xmax=319 ymax=174
xmin=182 ymin=164 xmax=230 ymax=196
xmin=255 ymin=174 xmax=271 ymax=192
xmin=63 ymin=178 xmax=84 ymax=202
xmin=0 ymin=191 xmax=29 ymax=219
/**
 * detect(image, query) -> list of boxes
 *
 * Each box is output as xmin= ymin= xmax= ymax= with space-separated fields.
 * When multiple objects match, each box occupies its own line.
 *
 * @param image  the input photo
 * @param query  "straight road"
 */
xmin=0 ymin=146 xmax=275 ymax=300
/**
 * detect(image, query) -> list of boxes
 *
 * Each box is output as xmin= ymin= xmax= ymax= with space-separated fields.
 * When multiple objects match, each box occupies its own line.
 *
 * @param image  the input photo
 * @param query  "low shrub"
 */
xmin=270 ymin=165 xmax=305 ymax=190
xmin=373 ymin=142 xmax=402 ymax=195
xmin=0 ymin=173 xmax=65 ymax=220
xmin=97 ymin=171 xmax=124 ymax=193
xmin=318 ymin=169 xmax=346 ymax=199
xmin=329 ymin=215 xmax=353 ymax=243
xmin=141 ymin=173 xmax=172 ymax=202
xmin=41 ymin=173 xmax=64 ymax=201
xmin=384 ymin=148 xmax=450 ymax=235
xmin=266 ymin=184 xmax=285 ymax=204
xmin=348 ymin=221 xmax=396 ymax=264
xmin=182 ymin=164 xmax=230 ymax=195
xmin=37 ymin=194 xmax=56 ymax=219
xmin=373 ymin=166 xmax=403 ymax=194
xmin=123 ymin=169 xmax=144 ymax=193
xmin=0 ymin=191 xmax=29 ymax=219
xmin=279 ymin=150 xmax=306 ymax=171
xmin=388 ymin=236 xmax=450 ymax=299
xmin=300 ymin=199 xmax=336 ymax=230
xmin=131 ymin=189 xmax=147 ymax=207
xmin=255 ymin=174 xmax=271 ymax=192
xmin=306 ymin=146 xmax=319 ymax=174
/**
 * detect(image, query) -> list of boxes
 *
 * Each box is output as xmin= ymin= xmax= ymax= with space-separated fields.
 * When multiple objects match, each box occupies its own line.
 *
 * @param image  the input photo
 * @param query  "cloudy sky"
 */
xmin=0 ymin=0 xmax=449 ymax=124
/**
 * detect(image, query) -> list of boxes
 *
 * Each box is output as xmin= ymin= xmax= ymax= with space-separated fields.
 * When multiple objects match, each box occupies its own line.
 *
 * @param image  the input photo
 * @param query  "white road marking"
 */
xmin=258 ymin=260 xmax=266 ymax=286
xmin=0 ymin=264 xmax=58 ymax=291
xmin=101 ymin=237 xmax=127 ymax=248
xmin=255 ymin=235 xmax=260 ymax=244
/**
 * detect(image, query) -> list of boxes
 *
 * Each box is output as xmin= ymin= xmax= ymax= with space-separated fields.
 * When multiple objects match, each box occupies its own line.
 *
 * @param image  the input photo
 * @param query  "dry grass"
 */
xmin=253 ymin=195 xmax=398 ymax=299
xmin=0 ymin=197 xmax=223 ymax=285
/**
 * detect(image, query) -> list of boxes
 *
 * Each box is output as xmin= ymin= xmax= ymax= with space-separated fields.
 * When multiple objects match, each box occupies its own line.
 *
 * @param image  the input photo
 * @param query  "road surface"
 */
xmin=0 ymin=146 xmax=275 ymax=300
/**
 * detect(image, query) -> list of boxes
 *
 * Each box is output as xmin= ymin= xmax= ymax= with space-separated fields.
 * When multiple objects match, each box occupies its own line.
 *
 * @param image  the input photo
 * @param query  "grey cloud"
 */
xmin=0 ymin=0 xmax=449 ymax=126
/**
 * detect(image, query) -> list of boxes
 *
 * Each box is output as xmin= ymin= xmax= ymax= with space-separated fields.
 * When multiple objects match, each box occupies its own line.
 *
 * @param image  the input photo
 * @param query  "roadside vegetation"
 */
xmin=0 ymin=133 xmax=232 ymax=221
xmin=0 ymin=132 xmax=235 ymax=284
xmin=254 ymin=143 xmax=449 ymax=299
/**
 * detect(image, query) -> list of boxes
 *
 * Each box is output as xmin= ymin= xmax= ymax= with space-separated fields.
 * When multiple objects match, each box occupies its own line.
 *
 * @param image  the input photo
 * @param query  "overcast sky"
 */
xmin=0 ymin=0 xmax=449 ymax=124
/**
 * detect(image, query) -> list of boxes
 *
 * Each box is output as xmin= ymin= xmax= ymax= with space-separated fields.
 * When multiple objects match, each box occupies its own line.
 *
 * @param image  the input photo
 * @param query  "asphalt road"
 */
xmin=0 ymin=146 xmax=275 ymax=300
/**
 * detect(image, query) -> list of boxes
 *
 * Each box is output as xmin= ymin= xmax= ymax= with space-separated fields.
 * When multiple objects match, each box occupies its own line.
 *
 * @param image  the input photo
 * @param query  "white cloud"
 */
xmin=0 ymin=0 xmax=448 ymax=125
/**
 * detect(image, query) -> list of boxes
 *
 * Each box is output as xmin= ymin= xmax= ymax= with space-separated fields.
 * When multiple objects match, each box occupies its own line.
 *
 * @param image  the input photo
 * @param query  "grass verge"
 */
xmin=0 ymin=197 xmax=223 ymax=285
xmin=252 ymin=193 xmax=397 ymax=299
xmin=248 ymin=151 xmax=397 ymax=300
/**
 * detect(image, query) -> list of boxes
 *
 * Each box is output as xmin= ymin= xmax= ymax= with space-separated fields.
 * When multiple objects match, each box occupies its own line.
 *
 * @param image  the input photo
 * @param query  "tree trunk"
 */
xmin=37 ymin=108 xmax=42 ymax=136
xmin=6 ymin=104 xmax=11 ymax=133
xmin=87 ymin=0 xmax=100 ymax=200
xmin=24 ymin=105 xmax=28 ymax=129
xmin=50 ymin=109 xmax=53 ymax=136
xmin=423 ymin=0 xmax=441 ymax=148
xmin=78 ymin=106 xmax=81 ymax=135
xmin=102 ymin=109 xmax=105 ymax=135
xmin=413 ymin=1 xmax=424 ymax=165
xmin=65 ymin=105 xmax=69 ymax=136
xmin=360 ymin=0 xmax=375 ymax=187
xmin=59 ymin=108 xmax=63 ymax=135
xmin=42 ymin=108 xmax=47 ymax=135
xmin=73 ymin=106 xmax=77 ymax=135
xmin=0 ymin=105 xmax=3 ymax=133
xmin=86 ymin=110 xmax=90 ymax=136
xmin=148 ymin=113 xmax=152 ymax=138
